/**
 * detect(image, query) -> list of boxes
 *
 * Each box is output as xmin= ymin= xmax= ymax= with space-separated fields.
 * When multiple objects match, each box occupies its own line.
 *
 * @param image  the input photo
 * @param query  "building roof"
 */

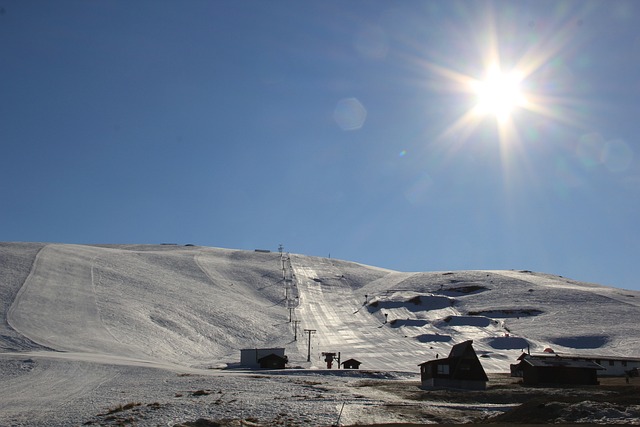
xmin=547 ymin=353 xmax=640 ymax=362
xmin=420 ymin=340 xmax=476 ymax=366
xmin=523 ymin=357 xmax=604 ymax=370
xmin=449 ymin=340 xmax=474 ymax=358
xmin=257 ymin=353 xmax=287 ymax=362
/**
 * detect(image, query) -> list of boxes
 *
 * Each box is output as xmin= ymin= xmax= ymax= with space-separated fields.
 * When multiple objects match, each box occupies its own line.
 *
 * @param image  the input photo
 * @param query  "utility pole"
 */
xmin=284 ymin=275 xmax=292 ymax=299
xmin=286 ymin=297 xmax=296 ymax=322
xmin=303 ymin=329 xmax=316 ymax=362
xmin=293 ymin=320 xmax=300 ymax=341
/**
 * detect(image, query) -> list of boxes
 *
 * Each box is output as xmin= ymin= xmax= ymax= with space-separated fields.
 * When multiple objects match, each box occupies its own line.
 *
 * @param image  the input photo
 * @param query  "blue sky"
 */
xmin=1 ymin=1 xmax=639 ymax=290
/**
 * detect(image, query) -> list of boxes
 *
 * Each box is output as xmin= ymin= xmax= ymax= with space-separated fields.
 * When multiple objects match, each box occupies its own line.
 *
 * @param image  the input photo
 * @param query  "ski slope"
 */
xmin=3 ymin=242 xmax=640 ymax=370
xmin=4 ymin=243 xmax=298 ymax=367
xmin=289 ymin=254 xmax=640 ymax=372
xmin=2 ymin=242 xmax=640 ymax=426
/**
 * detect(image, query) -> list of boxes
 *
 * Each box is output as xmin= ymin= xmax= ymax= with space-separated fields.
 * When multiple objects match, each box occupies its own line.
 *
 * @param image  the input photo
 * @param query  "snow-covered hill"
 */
xmin=2 ymin=242 xmax=640 ymax=370
xmin=2 ymin=242 xmax=640 ymax=425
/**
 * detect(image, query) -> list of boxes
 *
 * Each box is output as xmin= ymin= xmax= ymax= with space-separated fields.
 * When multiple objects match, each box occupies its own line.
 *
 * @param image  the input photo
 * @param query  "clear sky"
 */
xmin=1 ymin=1 xmax=639 ymax=290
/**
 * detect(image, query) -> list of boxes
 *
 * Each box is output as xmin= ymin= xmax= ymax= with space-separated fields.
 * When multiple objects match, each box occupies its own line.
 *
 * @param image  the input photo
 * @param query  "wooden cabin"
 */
xmin=419 ymin=340 xmax=488 ymax=390
xmin=341 ymin=358 xmax=362 ymax=369
xmin=240 ymin=348 xmax=286 ymax=369
xmin=257 ymin=353 xmax=288 ymax=369
xmin=511 ymin=354 xmax=603 ymax=385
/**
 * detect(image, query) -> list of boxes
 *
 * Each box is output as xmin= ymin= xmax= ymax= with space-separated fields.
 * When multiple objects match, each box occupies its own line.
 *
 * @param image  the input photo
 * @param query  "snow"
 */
xmin=1 ymin=242 xmax=640 ymax=425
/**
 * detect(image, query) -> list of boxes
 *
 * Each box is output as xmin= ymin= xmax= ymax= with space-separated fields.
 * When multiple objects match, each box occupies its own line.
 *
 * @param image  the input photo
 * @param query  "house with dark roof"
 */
xmin=524 ymin=352 xmax=640 ymax=377
xmin=419 ymin=340 xmax=488 ymax=390
xmin=341 ymin=358 xmax=362 ymax=369
xmin=511 ymin=353 xmax=604 ymax=385
xmin=240 ymin=348 xmax=286 ymax=369
xmin=257 ymin=353 xmax=288 ymax=369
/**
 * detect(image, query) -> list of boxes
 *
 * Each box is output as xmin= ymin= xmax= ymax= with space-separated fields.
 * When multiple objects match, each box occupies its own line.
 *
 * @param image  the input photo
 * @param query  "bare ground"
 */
xmin=168 ymin=374 xmax=640 ymax=426
xmin=342 ymin=374 xmax=640 ymax=426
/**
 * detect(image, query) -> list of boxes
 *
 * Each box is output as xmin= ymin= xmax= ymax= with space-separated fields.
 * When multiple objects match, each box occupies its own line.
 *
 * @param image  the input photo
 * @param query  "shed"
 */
xmin=341 ymin=358 xmax=362 ymax=369
xmin=419 ymin=340 xmax=488 ymax=390
xmin=240 ymin=348 xmax=286 ymax=369
xmin=257 ymin=353 xmax=288 ymax=369
xmin=512 ymin=354 xmax=603 ymax=385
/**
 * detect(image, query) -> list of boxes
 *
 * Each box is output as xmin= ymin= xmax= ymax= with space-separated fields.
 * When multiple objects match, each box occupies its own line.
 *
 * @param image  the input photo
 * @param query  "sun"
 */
xmin=473 ymin=66 xmax=527 ymax=122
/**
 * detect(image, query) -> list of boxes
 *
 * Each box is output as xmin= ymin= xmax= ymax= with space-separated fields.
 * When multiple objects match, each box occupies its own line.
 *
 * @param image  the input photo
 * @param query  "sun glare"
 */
xmin=473 ymin=67 xmax=526 ymax=121
xmin=415 ymin=5 xmax=589 ymax=154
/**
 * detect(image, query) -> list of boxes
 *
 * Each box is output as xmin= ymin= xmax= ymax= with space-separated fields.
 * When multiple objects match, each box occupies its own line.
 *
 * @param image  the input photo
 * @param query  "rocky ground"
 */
xmin=345 ymin=374 xmax=640 ymax=426
xmin=122 ymin=373 xmax=640 ymax=426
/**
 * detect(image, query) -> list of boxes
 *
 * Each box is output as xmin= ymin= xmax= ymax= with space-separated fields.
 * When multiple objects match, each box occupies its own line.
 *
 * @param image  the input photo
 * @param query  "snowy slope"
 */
xmin=290 ymin=254 xmax=640 ymax=373
xmin=2 ymin=242 xmax=640 ymax=426
xmin=4 ymin=243 xmax=298 ymax=367
xmin=2 ymin=242 xmax=639 ymax=372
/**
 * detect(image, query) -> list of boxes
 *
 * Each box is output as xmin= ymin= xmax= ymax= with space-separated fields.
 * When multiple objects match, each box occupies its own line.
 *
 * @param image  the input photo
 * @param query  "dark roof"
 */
xmin=523 ymin=358 xmax=604 ymax=370
xmin=341 ymin=358 xmax=361 ymax=364
xmin=257 ymin=353 xmax=287 ymax=362
xmin=449 ymin=340 xmax=474 ymax=358
xmin=527 ymin=353 xmax=640 ymax=363
xmin=420 ymin=340 xmax=476 ymax=366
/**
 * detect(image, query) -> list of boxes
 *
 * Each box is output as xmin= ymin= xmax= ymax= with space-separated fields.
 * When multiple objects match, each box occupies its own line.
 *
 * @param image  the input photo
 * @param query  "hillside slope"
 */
xmin=2 ymin=242 xmax=639 ymax=373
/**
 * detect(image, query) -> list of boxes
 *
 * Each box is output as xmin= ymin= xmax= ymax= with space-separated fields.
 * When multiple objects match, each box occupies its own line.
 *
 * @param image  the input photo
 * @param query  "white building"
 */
xmin=520 ymin=352 xmax=640 ymax=377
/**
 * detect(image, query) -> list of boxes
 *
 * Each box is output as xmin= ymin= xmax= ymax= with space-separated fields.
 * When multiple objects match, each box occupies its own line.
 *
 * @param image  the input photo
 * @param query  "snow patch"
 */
xmin=551 ymin=335 xmax=609 ymax=349
xmin=416 ymin=334 xmax=452 ymax=343
xmin=367 ymin=294 xmax=453 ymax=312
xmin=436 ymin=283 xmax=489 ymax=296
xmin=439 ymin=315 xmax=493 ymax=327
xmin=486 ymin=336 xmax=530 ymax=350
xmin=388 ymin=319 xmax=429 ymax=328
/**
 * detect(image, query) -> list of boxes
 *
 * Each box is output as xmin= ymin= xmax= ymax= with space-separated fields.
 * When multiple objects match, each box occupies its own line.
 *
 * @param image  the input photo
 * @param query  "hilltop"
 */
xmin=1 ymin=242 xmax=640 ymax=426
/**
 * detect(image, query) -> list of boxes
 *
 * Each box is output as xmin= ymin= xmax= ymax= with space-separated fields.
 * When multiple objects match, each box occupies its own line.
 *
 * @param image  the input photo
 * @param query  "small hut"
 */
xmin=341 ymin=358 xmax=362 ymax=369
xmin=257 ymin=353 xmax=288 ymax=370
xmin=419 ymin=340 xmax=488 ymax=390
xmin=240 ymin=348 xmax=286 ymax=369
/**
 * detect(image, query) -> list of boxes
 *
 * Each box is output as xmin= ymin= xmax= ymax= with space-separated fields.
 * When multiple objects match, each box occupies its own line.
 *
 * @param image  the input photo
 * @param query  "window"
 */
xmin=437 ymin=364 xmax=449 ymax=375
xmin=622 ymin=361 xmax=628 ymax=367
xmin=609 ymin=360 xmax=615 ymax=366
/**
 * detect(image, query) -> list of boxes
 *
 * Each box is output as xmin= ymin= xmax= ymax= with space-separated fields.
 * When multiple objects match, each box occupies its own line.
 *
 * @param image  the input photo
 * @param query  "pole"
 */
xmin=293 ymin=320 xmax=299 ymax=341
xmin=335 ymin=402 xmax=345 ymax=426
xmin=304 ymin=329 xmax=316 ymax=362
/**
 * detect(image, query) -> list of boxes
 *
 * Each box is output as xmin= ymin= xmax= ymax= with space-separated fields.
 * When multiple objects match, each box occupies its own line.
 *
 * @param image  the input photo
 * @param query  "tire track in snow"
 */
xmin=7 ymin=244 xmax=135 ymax=356
xmin=5 ymin=244 xmax=55 ymax=352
